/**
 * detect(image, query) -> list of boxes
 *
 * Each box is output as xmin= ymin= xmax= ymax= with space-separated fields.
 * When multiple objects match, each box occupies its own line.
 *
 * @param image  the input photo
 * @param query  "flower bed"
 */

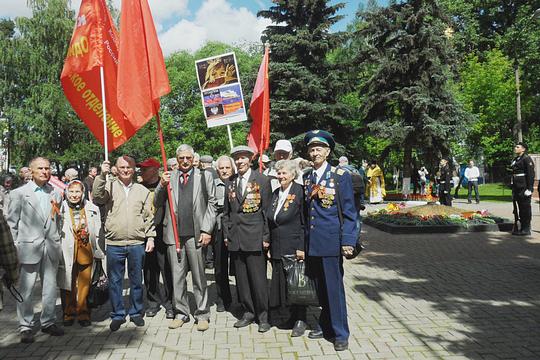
xmin=364 ymin=203 xmax=512 ymax=233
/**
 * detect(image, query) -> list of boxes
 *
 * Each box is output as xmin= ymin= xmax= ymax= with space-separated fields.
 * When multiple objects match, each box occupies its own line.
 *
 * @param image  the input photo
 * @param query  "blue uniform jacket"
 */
xmin=304 ymin=163 xmax=358 ymax=257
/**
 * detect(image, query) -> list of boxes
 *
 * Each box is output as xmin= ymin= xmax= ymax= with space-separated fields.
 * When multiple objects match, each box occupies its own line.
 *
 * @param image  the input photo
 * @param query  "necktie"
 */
xmin=182 ymin=172 xmax=189 ymax=185
xmin=312 ymin=172 xmax=317 ymax=184
xmin=237 ymin=176 xmax=243 ymax=197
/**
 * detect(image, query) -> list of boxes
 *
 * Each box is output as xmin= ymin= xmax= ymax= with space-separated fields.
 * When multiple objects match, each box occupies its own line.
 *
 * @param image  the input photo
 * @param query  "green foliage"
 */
xmin=258 ymin=0 xmax=352 ymax=152
xmin=354 ymin=0 xmax=470 ymax=175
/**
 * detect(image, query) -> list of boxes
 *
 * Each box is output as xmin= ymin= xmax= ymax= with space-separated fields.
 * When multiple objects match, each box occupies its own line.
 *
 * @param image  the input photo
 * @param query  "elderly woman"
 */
xmin=266 ymin=159 xmax=307 ymax=337
xmin=59 ymin=180 xmax=104 ymax=327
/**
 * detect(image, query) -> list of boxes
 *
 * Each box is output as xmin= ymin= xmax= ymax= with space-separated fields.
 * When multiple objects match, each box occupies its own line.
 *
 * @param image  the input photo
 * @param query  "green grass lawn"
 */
xmin=386 ymin=183 xmax=514 ymax=202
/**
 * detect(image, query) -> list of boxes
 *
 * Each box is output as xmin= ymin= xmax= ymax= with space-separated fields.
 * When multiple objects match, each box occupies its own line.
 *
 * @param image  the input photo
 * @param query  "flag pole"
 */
xmin=226 ymin=124 xmax=234 ymax=150
xmin=99 ymin=66 xmax=109 ymax=162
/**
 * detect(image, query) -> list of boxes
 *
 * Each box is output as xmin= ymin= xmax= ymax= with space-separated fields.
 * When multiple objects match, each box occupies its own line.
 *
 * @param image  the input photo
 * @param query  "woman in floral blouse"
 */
xmin=267 ymin=160 xmax=307 ymax=337
xmin=59 ymin=180 xmax=104 ymax=327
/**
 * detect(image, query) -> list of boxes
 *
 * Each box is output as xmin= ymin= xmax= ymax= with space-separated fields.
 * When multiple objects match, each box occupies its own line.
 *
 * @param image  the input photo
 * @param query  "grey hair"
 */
xmin=275 ymin=159 xmax=298 ymax=179
xmin=216 ymin=155 xmax=236 ymax=173
xmin=116 ymin=155 xmax=136 ymax=168
xmin=193 ymin=152 xmax=200 ymax=161
xmin=176 ymin=144 xmax=195 ymax=157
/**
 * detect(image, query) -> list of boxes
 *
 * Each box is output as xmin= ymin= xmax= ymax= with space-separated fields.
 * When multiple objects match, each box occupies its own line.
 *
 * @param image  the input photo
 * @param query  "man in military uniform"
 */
xmin=438 ymin=159 xmax=452 ymax=206
xmin=511 ymin=142 xmax=535 ymax=236
xmin=303 ymin=130 xmax=358 ymax=351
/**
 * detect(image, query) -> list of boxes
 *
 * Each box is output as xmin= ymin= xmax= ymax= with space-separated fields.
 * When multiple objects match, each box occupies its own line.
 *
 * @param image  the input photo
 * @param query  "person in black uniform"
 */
xmin=223 ymin=145 xmax=272 ymax=332
xmin=267 ymin=159 xmax=307 ymax=337
xmin=438 ymin=159 xmax=452 ymax=206
xmin=511 ymin=142 xmax=535 ymax=236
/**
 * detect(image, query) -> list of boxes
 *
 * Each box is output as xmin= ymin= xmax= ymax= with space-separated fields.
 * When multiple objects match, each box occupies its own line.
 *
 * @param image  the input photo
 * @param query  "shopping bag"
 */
xmin=282 ymin=255 xmax=319 ymax=306
xmin=87 ymin=260 xmax=109 ymax=308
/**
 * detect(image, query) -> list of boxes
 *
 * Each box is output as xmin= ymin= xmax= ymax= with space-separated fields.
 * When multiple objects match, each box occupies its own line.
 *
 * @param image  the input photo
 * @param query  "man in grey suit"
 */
xmin=154 ymin=144 xmax=217 ymax=332
xmin=7 ymin=157 xmax=65 ymax=343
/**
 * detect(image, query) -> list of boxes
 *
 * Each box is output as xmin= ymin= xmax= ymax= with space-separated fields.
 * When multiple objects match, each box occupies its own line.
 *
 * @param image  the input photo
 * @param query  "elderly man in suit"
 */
xmin=303 ymin=130 xmax=358 ymax=351
xmin=7 ymin=157 xmax=65 ymax=343
xmin=223 ymin=145 xmax=272 ymax=332
xmin=154 ymin=144 xmax=217 ymax=332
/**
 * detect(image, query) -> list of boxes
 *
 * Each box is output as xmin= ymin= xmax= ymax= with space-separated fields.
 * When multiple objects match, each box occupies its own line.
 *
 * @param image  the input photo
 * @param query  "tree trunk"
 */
xmin=402 ymin=143 xmax=412 ymax=178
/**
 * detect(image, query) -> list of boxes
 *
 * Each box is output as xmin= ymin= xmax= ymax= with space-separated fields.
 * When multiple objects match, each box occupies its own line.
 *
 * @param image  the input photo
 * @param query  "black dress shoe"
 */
xmin=20 ymin=330 xmax=34 ymax=343
xmin=308 ymin=329 xmax=324 ymax=339
xmin=291 ymin=320 xmax=307 ymax=337
xmin=216 ymin=303 xmax=226 ymax=313
xmin=234 ymin=317 xmax=253 ymax=328
xmin=41 ymin=324 xmax=64 ymax=336
xmin=130 ymin=316 xmax=145 ymax=327
xmin=258 ymin=322 xmax=271 ymax=333
xmin=79 ymin=320 xmax=91 ymax=327
xmin=110 ymin=319 xmax=126 ymax=331
xmin=145 ymin=308 xmax=160 ymax=317
xmin=165 ymin=309 xmax=175 ymax=319
xmin=334 ymin=340 xmax=349 ymax=351
xmin=63 ymin=319 xmax=74 ymax=326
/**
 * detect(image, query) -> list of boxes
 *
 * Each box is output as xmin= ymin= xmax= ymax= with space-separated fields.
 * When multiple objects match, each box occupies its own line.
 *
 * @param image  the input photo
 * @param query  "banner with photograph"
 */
xmin=195 ymin=52 xmax=248 ymax=128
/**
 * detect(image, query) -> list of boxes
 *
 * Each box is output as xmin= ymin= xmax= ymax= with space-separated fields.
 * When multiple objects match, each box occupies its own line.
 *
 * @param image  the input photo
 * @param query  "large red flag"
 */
xmin=247 ymin=46 xmax=271 ymax=164
xmin=61 ymin=0 xmax=134 ymax=151
xmin=117 ymin=0 xmax=170 ymax=126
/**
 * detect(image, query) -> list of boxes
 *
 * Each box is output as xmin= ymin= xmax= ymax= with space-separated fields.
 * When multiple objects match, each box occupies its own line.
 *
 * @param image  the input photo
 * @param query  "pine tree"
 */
xmin=355 ymin=0 xmax=470 ymax=176
xmin=258 ymin=0 xmax=349 ymax=150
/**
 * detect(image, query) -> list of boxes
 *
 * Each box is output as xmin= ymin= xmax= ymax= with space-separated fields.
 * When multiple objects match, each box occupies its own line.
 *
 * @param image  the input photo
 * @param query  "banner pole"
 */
xmin=155 ymin=111 xmax=182 ymax=259
xmin=99 ymin=66 xmax=109 ymax=162
xmin=226 ymin=124 xmax=234 ymax=150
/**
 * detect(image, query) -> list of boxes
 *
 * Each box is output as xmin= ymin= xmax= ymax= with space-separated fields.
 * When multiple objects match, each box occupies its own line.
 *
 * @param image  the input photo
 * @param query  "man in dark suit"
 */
xmin=511 ymin=142 xmax=535 ymax=236
xmin=438 ymin=159 xmax=452 ymax=206
xmin=154 ymin=144 xmax=217 ymax=332
xmin=223 ymin=145 xmax=272 ymax=332
xmin=303 ymin=130 xmax=358 ymax=351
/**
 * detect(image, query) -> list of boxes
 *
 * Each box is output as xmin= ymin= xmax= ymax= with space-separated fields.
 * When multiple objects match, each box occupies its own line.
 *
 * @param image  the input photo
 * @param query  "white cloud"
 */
xmin=0 ymin=2 xmax=32 ymax=19
xmin=159 ymin=0 xmax=271 ymax=55
xmin=148 ymin=0 xmax=189 ymax=22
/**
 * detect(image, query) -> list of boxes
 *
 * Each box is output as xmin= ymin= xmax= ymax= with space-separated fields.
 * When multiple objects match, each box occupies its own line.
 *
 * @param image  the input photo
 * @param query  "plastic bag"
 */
xmin=282 ymin=255 xmax=319 ymax=306
xmin=87 ymin=260 xmax=109 ymax=308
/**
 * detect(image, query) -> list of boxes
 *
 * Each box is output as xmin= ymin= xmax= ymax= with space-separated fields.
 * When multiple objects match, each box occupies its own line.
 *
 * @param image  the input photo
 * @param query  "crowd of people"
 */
xmin=0 ymin=130 xmax=360 ymax=352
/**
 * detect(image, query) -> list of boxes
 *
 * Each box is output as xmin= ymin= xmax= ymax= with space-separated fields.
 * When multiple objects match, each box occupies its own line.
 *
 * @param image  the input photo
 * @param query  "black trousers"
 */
xmin=467 ymin=181 xmax=480 ymax=202
xmin=439 ymin=189 xmax=452 ymax=206
xmin=212 ymin=227 xmax=232 ymax=306
xmin=513 ymin=191 xmax=532 ymax=229
xmin=143 ymin=230 xmax=173 ymax=311
xmin=231 ymin=250 xmax=268 ymax=323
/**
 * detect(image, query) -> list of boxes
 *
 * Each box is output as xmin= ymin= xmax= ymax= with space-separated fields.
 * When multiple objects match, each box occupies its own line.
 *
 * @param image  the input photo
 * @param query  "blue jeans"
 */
xmin=107 ymin=244 xmax=145 ymax=320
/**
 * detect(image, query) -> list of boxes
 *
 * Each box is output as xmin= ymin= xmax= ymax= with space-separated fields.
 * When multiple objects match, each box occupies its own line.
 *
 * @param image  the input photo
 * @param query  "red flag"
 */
xmin=117 ymin=0 xmax=170 ymax=126
xmin=247 ymin=46 xmax=271 ymax=164
xmin=61 ymin=0 xmax=134 ymax=151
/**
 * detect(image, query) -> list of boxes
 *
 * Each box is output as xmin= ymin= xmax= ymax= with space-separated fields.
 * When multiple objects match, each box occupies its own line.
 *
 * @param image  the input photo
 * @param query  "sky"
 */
xmin=1 ymin=0 xmax=365 ymax=55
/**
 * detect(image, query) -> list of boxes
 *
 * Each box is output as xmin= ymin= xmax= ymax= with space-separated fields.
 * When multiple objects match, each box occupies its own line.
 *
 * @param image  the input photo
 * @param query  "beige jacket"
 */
xmin=93 ymin=175 xmax=156 ymax=246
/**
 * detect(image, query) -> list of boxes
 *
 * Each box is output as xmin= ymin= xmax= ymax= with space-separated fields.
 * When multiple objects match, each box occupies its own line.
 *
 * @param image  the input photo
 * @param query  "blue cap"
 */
xmin=304 ymin=130 xmax=335 ymax=150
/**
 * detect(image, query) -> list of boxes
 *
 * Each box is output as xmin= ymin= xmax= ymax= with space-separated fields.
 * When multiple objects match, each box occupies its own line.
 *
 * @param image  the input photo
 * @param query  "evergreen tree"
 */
xmin=258 ymin=0 xmax=350 ymax=151
xmin=355 ymin=0 xmax=470 ymax=176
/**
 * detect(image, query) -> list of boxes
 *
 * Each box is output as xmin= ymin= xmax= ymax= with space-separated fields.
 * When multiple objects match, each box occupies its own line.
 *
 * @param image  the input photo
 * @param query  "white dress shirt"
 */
xmin=313 ymin=161 xmax=328 ymax=184
xmin=237 ymin=168 xmax=251 ymax=196
xmin=274 ymin=182 xmax=292 ymax=221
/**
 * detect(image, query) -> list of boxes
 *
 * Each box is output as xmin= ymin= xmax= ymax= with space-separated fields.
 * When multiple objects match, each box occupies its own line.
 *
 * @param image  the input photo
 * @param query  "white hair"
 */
xmin=275 ymin=159 xmax=299 ymax=179
xmin=193 ymin=152 xmax=200 ymax=161
xmin=216 ymin=155 xmax=236 ymax=173
xmin=176 ymin=144 xmax=194 ymax=157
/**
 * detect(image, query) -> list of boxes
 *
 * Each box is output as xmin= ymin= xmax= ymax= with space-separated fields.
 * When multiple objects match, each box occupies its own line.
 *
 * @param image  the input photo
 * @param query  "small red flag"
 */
xmin=61 ymin=0 xmax=133 ymax=151
xmin=247 ymin=45 xmax=271 ymax=162
xmin=117 ymin=0 xmax=171 ymax=127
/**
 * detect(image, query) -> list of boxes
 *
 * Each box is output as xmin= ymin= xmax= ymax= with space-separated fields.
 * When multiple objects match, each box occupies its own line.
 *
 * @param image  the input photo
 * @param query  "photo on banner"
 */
xmin=195 ymin=52 xmax=248 ymax=128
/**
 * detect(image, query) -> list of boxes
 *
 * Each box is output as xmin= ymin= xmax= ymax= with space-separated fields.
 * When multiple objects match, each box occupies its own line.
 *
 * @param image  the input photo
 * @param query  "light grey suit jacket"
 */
xmin=154 ymin=168 xmax=217 ymax=247
xmin=7 ymin=181 xmax=63 ymax=264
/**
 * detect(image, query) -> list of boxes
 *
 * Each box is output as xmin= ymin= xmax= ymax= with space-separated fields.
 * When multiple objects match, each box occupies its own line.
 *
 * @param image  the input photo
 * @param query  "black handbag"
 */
xmin=282 ymin=255 xmax=319 ymax=306
xmin=87 ymin=260 xmax=109 ymax=308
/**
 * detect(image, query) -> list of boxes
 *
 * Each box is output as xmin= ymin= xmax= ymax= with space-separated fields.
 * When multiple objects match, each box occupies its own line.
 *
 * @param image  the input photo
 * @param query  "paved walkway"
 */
xmin=1 ymin=199 xmax=539 ymax=359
